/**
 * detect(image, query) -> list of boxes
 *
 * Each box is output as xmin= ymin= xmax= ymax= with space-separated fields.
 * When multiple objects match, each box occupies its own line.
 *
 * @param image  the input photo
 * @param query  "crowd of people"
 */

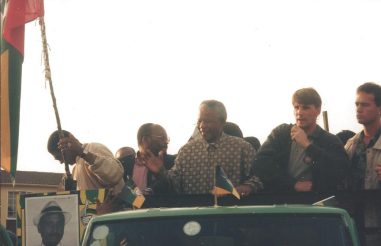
xmin=47 ymin=82 xmax=381 ymax=196
xmin=46 ymin=82 xmax=381 ymax=243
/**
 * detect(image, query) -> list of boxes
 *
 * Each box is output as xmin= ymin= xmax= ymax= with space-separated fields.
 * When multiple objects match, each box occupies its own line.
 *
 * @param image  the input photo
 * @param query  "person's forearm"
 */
xmin=90 ymin=157 xmax=124 ymax=185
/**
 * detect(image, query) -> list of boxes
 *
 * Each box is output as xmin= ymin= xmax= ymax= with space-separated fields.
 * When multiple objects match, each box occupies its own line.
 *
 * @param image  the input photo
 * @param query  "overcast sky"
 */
xmin=16 ymin=0 xmax=381 ymax=173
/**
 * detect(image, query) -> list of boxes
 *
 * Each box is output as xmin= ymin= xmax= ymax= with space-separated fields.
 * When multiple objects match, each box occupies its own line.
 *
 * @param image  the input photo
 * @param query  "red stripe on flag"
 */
xmin=2 ymin=0 xmax=44 ymax=55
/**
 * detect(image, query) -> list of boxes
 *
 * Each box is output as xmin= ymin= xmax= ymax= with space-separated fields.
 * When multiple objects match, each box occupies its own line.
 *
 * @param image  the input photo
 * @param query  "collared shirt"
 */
xmin=132 ymin=157 xmax=149 ymax=194
xmin=288 ymin=140 xmax=312 ymax=181
xmin=167 ymin=133 xmax=256 ymax=194
xmin=351 ymin=128 xmax=381 ymax=190
xmin=288 ymin=130 xmax=318 ymax=181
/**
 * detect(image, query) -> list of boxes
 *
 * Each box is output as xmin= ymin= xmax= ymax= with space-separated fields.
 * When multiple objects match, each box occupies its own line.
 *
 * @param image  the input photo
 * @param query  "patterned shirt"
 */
xmin=166 ymin=133 xmax=256 ymax=194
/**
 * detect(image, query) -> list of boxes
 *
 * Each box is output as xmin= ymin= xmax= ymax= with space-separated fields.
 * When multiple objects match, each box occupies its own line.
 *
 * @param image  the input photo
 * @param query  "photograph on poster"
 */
xmin=25 ymin=194 xmax=79 ymax=246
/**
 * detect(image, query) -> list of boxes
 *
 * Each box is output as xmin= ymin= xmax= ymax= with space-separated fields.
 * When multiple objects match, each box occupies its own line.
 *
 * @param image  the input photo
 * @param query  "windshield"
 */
xmin=87 ymin=213 xmax=353 ymax=246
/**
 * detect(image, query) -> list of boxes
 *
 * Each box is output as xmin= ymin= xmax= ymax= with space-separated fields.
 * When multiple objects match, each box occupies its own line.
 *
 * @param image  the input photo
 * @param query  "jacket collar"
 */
xmin=348 ymin=128 xmax=381 ymax=150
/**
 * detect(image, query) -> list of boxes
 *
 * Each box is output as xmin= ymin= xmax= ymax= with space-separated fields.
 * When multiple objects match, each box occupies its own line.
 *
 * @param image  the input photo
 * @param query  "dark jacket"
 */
xmin=123 ymin=153 xmax=176 ymax=194
xmin=251 ymin=124 xmax=349 ymax=193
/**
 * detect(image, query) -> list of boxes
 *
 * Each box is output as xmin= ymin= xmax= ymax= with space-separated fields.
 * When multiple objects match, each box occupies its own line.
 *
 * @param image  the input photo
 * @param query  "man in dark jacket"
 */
xmin=115 ymin=123 xmax=175 ymax=194
xmin=251 ymin=88 xmax=349 ymax=193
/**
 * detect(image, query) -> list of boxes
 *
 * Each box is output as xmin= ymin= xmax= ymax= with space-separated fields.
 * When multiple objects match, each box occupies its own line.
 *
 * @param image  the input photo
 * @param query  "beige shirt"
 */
xmin=345 ymin=132 xmax=381 ymax=190
xmin=72 ymin=143 xmax=125 ymax=195
xmin=345 ymin=132 xmax=381 ymax=230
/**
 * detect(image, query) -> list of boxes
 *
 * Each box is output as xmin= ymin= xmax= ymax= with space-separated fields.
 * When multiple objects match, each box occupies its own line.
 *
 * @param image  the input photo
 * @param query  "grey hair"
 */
xmin=199 ymin=100 xmax=227 ymax=123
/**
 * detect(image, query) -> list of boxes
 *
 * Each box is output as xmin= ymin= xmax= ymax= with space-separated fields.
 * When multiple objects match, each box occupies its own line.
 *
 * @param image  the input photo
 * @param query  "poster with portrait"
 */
xmin=24 ymin=194 xmax=79 ymax=246
xmin=17 ymin=189 xmax=109 ymax=246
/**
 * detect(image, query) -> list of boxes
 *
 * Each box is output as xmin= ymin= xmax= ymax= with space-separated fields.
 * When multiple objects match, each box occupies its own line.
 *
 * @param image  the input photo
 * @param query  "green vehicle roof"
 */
xmin=89 ymin=204 xmax=352 ymax=223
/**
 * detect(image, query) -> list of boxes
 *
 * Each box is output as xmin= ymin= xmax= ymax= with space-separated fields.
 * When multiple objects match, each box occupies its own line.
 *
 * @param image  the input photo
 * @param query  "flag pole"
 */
xmin=323 ymin=111 xmax=329 ymax=132
xmin=38 ymin=16 xmax=74 ymax=189
xmin=214 ymin=164 xmax=218 ymax=207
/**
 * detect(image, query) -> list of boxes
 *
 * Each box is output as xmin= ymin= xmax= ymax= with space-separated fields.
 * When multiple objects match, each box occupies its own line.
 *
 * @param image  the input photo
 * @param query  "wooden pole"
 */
xmin=38 ymin=17 xmax=75 ymax=189
xmin=323 ymin=111 xmax=329 ymax=132
xmin=214 ymin=165 xmax=218 ymax=207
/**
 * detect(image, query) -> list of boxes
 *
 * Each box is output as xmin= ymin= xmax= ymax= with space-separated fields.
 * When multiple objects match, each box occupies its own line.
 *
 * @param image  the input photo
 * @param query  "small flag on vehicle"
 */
xmin=212 ymin=165 xmax=240 ymax=199
xmin=119 ymin=177 xmax=145 ymax=208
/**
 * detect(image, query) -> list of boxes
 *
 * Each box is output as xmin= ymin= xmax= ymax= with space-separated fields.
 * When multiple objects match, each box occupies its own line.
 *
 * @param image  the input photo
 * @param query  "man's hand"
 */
xmin=141 ymin=149 xmax=165 ymax=174
xmin=291 ymin=125 xmax=311 ymax=148
xmin=236 ymin=184 xmax=253 ymax=197
xmin=58 ymin=134 xmax=83 ymax=156
xmin=294 ymin=180 xmax=312 ymax=192
xmin=375 ymin=163 xmax=381 ymax=181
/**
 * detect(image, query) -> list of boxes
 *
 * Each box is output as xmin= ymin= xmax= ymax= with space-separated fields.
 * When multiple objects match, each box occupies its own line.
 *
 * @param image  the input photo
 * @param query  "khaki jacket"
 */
xmin=72 ymin=143 xmax=125 ymax=195
xmin=345 ymin=132 xmax=381 ymax=189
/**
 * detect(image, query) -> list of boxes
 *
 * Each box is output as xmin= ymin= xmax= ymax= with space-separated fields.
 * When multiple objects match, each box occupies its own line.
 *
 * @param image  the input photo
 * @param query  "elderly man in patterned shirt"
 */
xmin=144 ymin=100 xmax=261 ymax=196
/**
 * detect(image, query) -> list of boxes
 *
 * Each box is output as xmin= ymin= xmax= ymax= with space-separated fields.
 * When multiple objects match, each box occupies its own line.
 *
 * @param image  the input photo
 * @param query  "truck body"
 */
xmin=82 ymin=205 xmax=360 ymax=246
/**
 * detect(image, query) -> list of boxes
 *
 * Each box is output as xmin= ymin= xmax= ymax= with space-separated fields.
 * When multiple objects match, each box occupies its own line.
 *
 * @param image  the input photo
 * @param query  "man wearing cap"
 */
xmin=34 ymin=201 xmax=71 ymax=246
xmin=47 ymin=130 xmax=125 ymax=195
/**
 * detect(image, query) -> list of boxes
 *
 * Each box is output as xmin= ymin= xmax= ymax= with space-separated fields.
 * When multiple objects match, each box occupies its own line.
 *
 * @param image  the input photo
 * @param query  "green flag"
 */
xmin=0 ymin=0 xmax=44 ymax=181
